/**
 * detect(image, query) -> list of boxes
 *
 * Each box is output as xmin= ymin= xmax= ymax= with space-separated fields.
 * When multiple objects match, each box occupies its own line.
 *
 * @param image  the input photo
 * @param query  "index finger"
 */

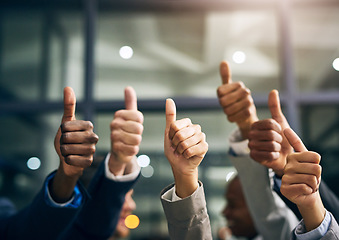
xmin=220 ymin=61 xmax=232 ymax=85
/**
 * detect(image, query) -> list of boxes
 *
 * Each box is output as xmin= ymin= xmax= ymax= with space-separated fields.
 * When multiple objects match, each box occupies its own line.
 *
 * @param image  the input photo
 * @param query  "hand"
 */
xmin=52 ymin=87 xmax=99 ymax=202
xmin=217 ymin=61 xmax=258 ymax=139
xmin=164 ymin=99 xmax=208 ymax=198
xmin=280 ymin=128 xmax=325 ymax=231
xmin=248 ymin=90 xmax=293 ymax=176
xmin=54 ymin=87 xmax=99 ymax=177
xmin=109 ymin=86 xmax=144 ymax=176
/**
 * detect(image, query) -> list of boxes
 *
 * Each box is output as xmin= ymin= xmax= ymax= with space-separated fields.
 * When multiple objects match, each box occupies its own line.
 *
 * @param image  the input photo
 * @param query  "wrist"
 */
xmin=51 ymin=168 xmax=79 ymax=203
xmin=108 ymin=153 xmax=127 ymax=176
xmin=172 ymin=168 xmax=199 ymax=199
xmin=297 ymin=193 xmax=326 ymax=232
xmin=238 ymin=116 xmax=258 ymax=139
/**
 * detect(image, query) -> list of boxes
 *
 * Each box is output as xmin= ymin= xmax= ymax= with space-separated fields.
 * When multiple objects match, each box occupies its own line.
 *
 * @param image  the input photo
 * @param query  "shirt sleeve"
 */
xmin=295 ymin=209 xmax=331 ymax=240
xmin=44 ymin=172 xmax=83 ymax=208
xmin=229 ymin=128 xmax=250 ymax=156
xmin=104 ymin=153 xmax=141 ymax=182
xmin=161 ymin=183 xmax=201 ymax=202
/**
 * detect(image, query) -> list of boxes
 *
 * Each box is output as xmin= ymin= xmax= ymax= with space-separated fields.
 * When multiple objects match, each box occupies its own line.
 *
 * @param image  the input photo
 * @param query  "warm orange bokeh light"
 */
xmin=125 ymin=214 xmax=140 ymax=229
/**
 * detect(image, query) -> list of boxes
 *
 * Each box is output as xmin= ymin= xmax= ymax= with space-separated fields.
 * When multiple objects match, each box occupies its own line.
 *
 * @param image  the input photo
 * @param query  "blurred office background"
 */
xmin=0 ymin=0 xmax=339 ymax=238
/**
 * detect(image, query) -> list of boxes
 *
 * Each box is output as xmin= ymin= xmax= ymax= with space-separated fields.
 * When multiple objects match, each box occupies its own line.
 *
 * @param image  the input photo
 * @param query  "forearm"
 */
xmin=172 ymin=169 xmax=199 ymax=199
xmin=237 ymin=116 xmax=258 ymax=140
xmin=298 ymin=195 xmax=326 ymax=232
xmin=108 ymin=153 xmax=127 ymax=176
xmin=51 ymin=168 xmax=79 ymax=203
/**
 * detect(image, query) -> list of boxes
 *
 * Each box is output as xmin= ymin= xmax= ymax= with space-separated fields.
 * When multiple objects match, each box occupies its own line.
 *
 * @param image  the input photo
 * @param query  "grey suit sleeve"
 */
xmin=230 ymin=154 xmax=299 ymax=240
xmin=160 ymin=182 xmax=212 ymax=240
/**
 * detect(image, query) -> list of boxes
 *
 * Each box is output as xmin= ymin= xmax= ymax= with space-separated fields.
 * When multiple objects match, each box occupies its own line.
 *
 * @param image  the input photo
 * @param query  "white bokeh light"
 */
xmin=226 ymin=171 xmax=235 ymax=182
xmin=27 ymin=157 xmax=41 ymax=170
xmin=119 ymin=46 xmax=133 ymax=59
xmin=141 ymin=165 xmax=154 ymax=178
xmin=232 ymin=51 xmax=246 ymax=64
xmin=333 ymin=58 xmax=339 ymax=71
xmin=137 ymin=155 xmax=150 ymax=168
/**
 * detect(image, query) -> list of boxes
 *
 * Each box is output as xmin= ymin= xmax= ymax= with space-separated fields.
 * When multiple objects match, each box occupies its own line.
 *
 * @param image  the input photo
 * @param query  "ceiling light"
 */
xmin=119 ymin=46 xmax=133 ymax=59
xmin=232 ymin=51 xmax=246 ymax=64
xmin=333 ymin=58 xmax=339 ymax=71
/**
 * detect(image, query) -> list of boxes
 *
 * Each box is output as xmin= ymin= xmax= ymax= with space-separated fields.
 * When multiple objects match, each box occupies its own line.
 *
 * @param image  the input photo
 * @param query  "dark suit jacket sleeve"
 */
xmin=59 ymin=160 xmax=140 ymax=240
xmin=0 ymin=172 xmax=87 ymax=240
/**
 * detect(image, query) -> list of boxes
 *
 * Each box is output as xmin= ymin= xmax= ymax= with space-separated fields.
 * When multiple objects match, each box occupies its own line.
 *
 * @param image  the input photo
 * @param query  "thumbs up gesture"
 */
xmin=53 ymin=87 xmax=99 ymax=202
xmin=164 ymin=99 xmax=208 ymax=198
xmin=217 ymin=61 xmax=258 ymax=139
xmin=248 ymin=90 xmax=293 ymax=176
xmin=281 ymin=128 xmax=325 ymax=232
xmin=108 ymin=86 xmax=144 ymax=175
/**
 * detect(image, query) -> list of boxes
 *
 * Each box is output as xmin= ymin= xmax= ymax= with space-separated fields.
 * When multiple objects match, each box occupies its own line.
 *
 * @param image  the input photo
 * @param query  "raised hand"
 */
xmin=53 ymin=87 xmax=99 ymax=202
xmin=280 ymin=128 xmax=325 ymax=231
xmin=109 ymin=86 xmax=144 ymax=175
xmin=217 ymin=61 xmax=258 ymax=139
xmin=164 ymin=99 xmax=208 ymax=198
xmin=248 ymin=90 xmax=293 ymax=176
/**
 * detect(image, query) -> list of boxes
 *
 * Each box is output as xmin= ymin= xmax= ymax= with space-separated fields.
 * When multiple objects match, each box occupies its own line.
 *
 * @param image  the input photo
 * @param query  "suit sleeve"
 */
xmin=160 ymin=181 xmax=212 ymax=240
xmin=0 ymin=173 xmax=86 ymax=240
xmin=60 ymin=160 xmax=140 ymax=240
xmin=230 ymin=153 xmax=299 ymax=240
xmin=229 ymin=129 xmax=299 ymax=240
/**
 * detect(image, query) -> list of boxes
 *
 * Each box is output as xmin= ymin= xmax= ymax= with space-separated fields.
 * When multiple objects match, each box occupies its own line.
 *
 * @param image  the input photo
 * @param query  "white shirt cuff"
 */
xmin=229 ymin=128 xmax=250 ymax=156
xmin=104 ymin=153 xmax=141 ymax=182
xmin=162 ymin=183 xmax=201 ymax=202
xmin=46 ymin=185 xmax=75 ymax=207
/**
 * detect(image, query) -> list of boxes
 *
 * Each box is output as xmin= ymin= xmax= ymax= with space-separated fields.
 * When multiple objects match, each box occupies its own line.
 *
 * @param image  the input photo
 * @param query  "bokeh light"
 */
xmin=137 ymin=154 xmax=150 ymax=167
xmin=333 ymin=58 xmax=339 ymax=71
xmin=232 ymin=51 xmax=246 ymax=64
xmin=119 ymin=46 xmax=133 ymax=59
xmin=27 ymin=157 xmax=41 ymax=170
xmin=125 ymin=214 xmax=140 ymax=229
xmin=226 ymin=171 xmax=235 ymax=182
xmin=141 ymin=165 xmax=154 ymax=178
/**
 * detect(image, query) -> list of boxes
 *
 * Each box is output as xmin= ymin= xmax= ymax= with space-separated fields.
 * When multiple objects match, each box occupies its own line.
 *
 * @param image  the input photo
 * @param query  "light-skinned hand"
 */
xmin=281 ymin=128 xmax=325 ymax=232
xmin=109 ymin=86 xmax=144 ymax=176
xmin=164 ymin=99 xmax=208 ymax=198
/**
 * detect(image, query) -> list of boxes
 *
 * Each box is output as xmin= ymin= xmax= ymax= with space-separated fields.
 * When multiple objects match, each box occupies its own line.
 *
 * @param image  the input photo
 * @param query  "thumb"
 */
xmin=284 ymin=128 xmax=307 ymax=152
xmin=124 ymin=86 xmax=138 ymax=110
xmin=62 ymin=87 xmax=76 ymax=123
xmin=268 ymin=89 xmax=285 ymax=124
xmin=220 ymin=61 xmax=232 ymax=85
xmin=165 ymin=98 xmax=176 ymax=131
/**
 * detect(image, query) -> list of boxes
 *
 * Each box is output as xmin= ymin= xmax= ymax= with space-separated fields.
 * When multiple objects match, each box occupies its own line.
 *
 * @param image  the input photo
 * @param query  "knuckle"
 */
xmin=195 ymin=124 xmax=202 ymax=132
xmin=136 ymin=124 xmax=144 ymax=135
xmin=179 ymin=141 xmax=189 ymax=151
xmin=60 ymin=145 xmax=68 ymax=154
xmin=87 ymin=121 xmax=94 ymax=129
xmin=89 ymin=145 xmax=96 ymax=154
xmin=184 ymin=148 xmax=193 ymax=158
